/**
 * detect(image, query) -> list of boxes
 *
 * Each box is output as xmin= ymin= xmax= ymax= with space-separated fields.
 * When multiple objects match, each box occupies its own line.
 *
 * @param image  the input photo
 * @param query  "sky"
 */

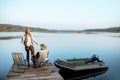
xmin=0 ymin=0 xmax=120 ymax=30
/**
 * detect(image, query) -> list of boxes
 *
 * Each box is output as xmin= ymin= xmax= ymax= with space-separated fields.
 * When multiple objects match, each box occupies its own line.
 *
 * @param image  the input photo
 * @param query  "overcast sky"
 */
xmin=0 ymin=0 xmax=120 ymax=30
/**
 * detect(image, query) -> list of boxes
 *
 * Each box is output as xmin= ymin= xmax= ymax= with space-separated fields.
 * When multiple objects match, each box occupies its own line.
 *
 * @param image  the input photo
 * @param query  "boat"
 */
xmin=54 ymin=56 xmax=108 ymax=80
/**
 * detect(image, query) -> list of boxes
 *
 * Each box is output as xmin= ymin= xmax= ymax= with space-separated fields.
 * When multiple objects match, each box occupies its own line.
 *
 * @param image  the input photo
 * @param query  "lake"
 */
xmin=0 ymin=32 xmax=120 ymax=80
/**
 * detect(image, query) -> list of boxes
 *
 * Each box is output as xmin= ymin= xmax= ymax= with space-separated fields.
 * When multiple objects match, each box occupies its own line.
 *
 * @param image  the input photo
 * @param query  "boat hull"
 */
xmin=59 ymin=66 xmax=108 ymax=80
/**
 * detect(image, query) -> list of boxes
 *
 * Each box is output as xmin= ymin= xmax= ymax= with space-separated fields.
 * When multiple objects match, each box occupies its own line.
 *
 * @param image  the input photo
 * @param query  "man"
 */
xmin=32 ymin=44 xmax=49 ymax=67
xmin=21 ymin=28 xmax=38 ymax=67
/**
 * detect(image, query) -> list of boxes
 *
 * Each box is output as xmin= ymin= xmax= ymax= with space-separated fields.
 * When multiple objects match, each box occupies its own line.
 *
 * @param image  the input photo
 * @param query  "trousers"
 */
xmin=25 ymin=45 xmax=36 ymax=66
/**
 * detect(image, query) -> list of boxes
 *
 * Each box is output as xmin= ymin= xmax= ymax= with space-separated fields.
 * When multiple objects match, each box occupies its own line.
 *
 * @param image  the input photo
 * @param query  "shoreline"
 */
xmin=0 ymin=32 xmax=120 ymax=40
xmin=0 ymin=36 xmax=21 ymax=40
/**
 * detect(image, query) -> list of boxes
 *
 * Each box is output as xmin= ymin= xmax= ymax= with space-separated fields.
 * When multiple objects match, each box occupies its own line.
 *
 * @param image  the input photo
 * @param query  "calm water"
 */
xmin=0 ymin=32 xmax=120 ymax=80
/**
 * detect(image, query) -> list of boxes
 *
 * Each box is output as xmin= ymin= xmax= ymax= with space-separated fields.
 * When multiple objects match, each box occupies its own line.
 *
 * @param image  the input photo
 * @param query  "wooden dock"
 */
xmin=6 ymin=63 xmax=63 ymax=80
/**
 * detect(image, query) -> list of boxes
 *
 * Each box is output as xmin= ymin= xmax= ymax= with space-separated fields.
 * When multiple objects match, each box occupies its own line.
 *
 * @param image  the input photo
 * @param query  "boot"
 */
xmin=28 ymin=63 xmax=30 ymax=68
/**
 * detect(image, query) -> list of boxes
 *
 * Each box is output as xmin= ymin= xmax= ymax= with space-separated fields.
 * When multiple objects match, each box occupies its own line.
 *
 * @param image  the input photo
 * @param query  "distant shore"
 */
xmin=0 ymin=24 xmax=120 ymax=33
xmin=0 ymin=24 xmax=120 ymax=40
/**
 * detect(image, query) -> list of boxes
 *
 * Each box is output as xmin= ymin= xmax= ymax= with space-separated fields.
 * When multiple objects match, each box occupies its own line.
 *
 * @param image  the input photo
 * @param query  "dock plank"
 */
xmin=6 ymin=63 xmax=63 ymax=80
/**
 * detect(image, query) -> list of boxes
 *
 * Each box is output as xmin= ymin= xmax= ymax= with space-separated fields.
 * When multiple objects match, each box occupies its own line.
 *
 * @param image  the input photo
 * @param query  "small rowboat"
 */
xmin=54 ymin=57 xmax=108 ymax=80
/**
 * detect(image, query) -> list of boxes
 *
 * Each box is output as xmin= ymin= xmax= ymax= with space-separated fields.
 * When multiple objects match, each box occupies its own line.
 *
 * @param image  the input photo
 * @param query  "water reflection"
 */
xmin=0 ymin=32 xmax=120 ymax=80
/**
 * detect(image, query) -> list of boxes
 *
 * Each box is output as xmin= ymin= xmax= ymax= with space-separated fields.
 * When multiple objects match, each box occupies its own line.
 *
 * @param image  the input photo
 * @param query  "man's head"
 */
xmin=40 ymin=44 xmax=47 ymax=50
